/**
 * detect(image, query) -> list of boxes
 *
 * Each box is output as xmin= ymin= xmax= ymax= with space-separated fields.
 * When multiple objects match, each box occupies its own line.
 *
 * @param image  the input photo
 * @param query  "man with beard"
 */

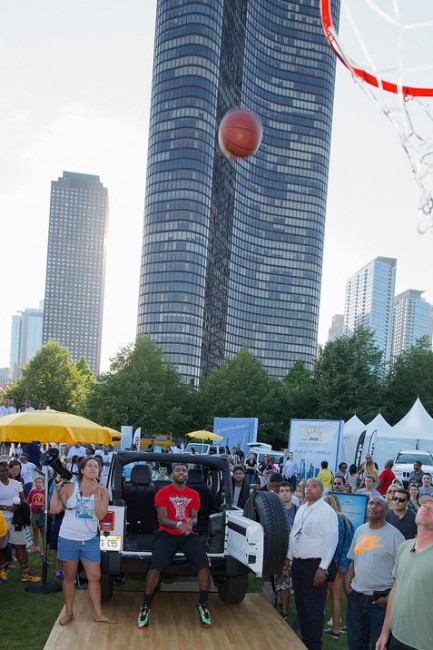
xmin=385 ymin=488 xmax=417 ymax=540
xmin=136 ymin=463 xmax=211 ymax=630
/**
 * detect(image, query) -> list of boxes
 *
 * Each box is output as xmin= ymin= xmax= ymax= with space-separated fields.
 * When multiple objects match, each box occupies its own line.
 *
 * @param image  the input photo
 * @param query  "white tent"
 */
xmin=363 ymin=399 xmax=433 ymax=470
xmin=392 ymin=397 xmax=433 ymax=440
xmin=342 ymin=415 xmax=365 ymax=466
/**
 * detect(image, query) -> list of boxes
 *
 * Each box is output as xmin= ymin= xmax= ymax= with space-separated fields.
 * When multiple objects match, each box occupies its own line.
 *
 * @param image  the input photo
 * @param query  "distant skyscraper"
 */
xmin=0 ymin=368 xmax=9 ymax=387
xmin=344 ymin=257 xmax=397 ymax=363
xmin=42 ymin=172 xmax=108 ymax=374
xmin=10 ymin=303 xmax=44 ymax=380
xmin=392 ymin=289 xmax=433 ymax=358
xmin=328 ymin=314 xmax=344 ymax=342
xmin=137 ymin=0 xmax=340 ymax=383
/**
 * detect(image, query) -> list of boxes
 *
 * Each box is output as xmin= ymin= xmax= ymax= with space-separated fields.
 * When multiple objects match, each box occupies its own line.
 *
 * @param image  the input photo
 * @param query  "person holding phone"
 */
xmin=50 ymin=457 xmax=116 ymax=626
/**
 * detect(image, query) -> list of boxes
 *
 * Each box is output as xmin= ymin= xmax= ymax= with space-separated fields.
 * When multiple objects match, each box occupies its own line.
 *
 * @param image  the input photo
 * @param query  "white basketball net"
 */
xmin=321 ymin=1 xmax=433 ymax=233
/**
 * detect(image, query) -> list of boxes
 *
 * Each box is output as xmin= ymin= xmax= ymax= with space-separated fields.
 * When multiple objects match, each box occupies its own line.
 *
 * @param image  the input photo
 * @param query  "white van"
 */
xmin=247 ymin=442 xmax=272 ymax=452
xmin=184 ymin=442 xmax=230 ymax=456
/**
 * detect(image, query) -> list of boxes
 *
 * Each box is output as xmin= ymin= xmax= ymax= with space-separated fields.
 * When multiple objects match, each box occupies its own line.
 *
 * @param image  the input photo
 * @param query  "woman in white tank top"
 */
xmin=50 ymin=457 xmax=116 ymax=626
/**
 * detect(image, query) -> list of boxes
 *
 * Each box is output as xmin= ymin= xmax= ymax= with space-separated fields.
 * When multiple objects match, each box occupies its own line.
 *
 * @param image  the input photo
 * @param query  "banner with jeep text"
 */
xmin=289 ymin=419 xmax=344 ymax=480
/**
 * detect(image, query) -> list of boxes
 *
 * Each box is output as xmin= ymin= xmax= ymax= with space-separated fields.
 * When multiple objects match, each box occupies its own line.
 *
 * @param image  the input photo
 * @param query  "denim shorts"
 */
xmin=58 ymin=534 xmax=100 ymax=563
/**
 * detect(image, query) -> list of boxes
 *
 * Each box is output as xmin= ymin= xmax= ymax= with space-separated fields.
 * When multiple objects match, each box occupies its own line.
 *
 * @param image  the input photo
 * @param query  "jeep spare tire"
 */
xmin=244 ymin=490 xmax=289 ymax=576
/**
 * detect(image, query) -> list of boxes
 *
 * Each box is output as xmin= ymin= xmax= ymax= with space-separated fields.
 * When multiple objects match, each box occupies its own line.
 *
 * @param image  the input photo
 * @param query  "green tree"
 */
xmin=9 ymin=341 xmax=88 ymax=412
xmin=74 ymin=358 xmax=97 ymax=414
xmin=383 ymin=338 xmax=433 ymax=423
xmin=282 ymin=361 xmax=318 ymax=420
xmin=84 ymin=336 xmax=192 ymax=434
xmin=195 ymin=347 xmax=285 ymax=445
xmin=312 ymin=328 xmax=385 ymax=421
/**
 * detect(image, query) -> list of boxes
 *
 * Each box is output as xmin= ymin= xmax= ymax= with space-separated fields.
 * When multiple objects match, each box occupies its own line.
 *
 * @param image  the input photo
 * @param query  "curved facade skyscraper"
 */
xmin=138 ymin=0 xmax=340 ymax=383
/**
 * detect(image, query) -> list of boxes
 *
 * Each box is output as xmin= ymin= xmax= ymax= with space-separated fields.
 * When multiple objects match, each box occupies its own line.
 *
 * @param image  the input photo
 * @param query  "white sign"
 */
xmin=289 ymin=419 xmax=343 ymax=479
xmin=120 ymin=425 xmax=133 ymax=451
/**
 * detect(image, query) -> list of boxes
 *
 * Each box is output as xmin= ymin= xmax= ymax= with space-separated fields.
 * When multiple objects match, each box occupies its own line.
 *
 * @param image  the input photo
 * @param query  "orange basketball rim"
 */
xmin=320 ymin=0 xmax=433 ymax=97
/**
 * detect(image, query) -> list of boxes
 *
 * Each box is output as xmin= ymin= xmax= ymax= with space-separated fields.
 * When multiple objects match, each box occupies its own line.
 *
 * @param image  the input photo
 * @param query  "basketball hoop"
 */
xmin=320 ymin=1 xmax=433 ymax=233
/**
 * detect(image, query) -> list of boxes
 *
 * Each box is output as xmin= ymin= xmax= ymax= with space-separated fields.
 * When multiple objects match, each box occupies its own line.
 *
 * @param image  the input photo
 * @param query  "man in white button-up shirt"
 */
xmin=289 ymin=478 xmax=339 ymax=650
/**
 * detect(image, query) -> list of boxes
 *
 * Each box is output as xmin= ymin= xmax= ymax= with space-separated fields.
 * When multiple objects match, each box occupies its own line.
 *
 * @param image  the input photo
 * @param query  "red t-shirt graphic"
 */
xmin=155 ymin=484 xmax=200 ymax=535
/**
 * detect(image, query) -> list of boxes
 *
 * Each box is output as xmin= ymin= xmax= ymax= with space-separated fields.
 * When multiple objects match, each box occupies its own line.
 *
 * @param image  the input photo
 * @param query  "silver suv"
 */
xmin=99 ymin=452 xmax=288 ymax=604
xmin=393 ymin=450 xmax=433 ymax=486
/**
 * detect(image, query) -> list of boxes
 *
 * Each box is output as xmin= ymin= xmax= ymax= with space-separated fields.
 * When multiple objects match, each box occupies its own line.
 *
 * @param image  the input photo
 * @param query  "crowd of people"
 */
xmin=221 ymin=447 xmax=432 ymax=649
xmin=0 ymin=396 xmax=432 ymax=648
xmin=0 ymin=399 xmax=117 ymax=627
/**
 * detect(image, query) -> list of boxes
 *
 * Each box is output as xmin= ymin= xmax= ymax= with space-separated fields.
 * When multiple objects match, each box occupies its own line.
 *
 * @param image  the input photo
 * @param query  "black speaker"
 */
xmin=40 ymin=448 xmax=72 ymax=481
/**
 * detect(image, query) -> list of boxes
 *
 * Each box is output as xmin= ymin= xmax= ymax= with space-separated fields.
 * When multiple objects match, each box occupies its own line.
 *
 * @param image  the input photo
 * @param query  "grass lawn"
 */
xmin=2 ymin=555 xmax=348 ymax=649
xmin=1 ymin=553 xmax=63 ymax=650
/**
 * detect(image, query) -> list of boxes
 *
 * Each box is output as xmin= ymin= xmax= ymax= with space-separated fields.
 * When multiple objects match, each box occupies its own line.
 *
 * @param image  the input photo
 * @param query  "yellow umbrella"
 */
xmin=186 ymin=430 xmax=223 ymax=442
xmin=108 ymin=429 xmax=122 ymax=442
xmin=0 ymin=410 xmax=119 ymax=445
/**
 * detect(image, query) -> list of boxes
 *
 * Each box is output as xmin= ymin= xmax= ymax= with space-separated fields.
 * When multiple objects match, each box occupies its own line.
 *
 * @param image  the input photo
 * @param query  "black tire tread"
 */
xmin=246 ymin=490 xmax=289 ymax=576
xmin=214 ymin=574 xmax=249 ymax=604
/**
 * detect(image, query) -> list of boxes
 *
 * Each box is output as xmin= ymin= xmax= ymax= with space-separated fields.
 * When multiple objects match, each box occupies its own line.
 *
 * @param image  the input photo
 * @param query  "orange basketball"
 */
xmin=218 ymin=108 xmax=263 ymax=159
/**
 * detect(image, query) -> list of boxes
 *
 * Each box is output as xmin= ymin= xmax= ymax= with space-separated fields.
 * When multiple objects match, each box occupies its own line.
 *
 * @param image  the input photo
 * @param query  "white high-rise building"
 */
xmin=392 ymin=289 xmax=433 ymax=358
xmin=9 ymin=303 xmax=44 ymax=380
xmin=344 ymin=257 xmax=397 ymax=363
xmin=328 ymin=314 xmax=345 ymax=342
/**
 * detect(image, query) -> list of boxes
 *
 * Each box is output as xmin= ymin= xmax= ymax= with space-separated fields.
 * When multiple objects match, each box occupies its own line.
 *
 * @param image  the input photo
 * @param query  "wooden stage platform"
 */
xmin=44 ymin=591 xmax=306 ymax=649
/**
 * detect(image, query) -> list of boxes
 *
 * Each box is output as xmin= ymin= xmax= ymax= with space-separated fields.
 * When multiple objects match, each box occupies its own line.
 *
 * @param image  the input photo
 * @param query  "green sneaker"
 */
xmin=137 ymin=605 xmax=151 ymax=630
xmin=196 ymin=602 xmax=212 ymax=627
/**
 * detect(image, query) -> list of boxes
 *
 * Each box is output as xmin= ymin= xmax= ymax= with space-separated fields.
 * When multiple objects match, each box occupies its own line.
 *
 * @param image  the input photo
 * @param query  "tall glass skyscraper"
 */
xmin=138 ymin=0 xmax=340 ymax=382
xmin=42 ymin=172 xmax=108 ymax=374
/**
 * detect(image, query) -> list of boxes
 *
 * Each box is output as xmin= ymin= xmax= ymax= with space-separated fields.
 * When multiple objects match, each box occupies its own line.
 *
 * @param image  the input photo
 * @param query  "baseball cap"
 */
xmin=419 ymin=494 xmax=433 ymax=505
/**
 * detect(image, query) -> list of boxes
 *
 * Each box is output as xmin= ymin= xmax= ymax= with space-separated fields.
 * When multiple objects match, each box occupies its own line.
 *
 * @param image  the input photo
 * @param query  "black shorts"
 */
xmin=149 ymin=531 xmax=209 ymax=572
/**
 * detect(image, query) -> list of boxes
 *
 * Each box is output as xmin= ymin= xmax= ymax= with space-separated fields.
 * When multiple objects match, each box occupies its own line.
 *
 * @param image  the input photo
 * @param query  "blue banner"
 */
xmin=332 ymin=492 xmax=368 ymax=530
xmin=213 ymin=417 xmax=258 ymax=454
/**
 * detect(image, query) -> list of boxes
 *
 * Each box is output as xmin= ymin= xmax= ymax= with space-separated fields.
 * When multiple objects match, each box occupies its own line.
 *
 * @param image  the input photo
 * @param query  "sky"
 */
xmin=1 ymin=1 xmax=432 ymax=375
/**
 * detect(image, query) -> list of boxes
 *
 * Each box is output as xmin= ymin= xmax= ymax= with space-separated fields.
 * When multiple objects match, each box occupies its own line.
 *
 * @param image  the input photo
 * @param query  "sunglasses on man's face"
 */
xmin=392 ymin=497 xmax=407 ymax=503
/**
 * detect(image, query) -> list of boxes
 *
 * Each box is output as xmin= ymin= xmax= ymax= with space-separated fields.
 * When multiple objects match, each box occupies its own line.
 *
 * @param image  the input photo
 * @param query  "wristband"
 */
xmin=176 ymin=521 xmax=182 ymax=528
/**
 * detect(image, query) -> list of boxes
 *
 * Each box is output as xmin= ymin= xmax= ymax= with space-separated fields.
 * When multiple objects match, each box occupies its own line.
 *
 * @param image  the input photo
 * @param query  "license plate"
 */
xmin=100 ymin=535 xmax=121 ymax=551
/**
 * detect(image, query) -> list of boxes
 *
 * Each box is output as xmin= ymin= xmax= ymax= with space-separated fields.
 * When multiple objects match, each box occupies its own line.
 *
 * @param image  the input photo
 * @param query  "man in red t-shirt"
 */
xmin=377 ymin=460 xmax=396 ymax=495
xmin=137 ymin=463 xmax=211 ymax=630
